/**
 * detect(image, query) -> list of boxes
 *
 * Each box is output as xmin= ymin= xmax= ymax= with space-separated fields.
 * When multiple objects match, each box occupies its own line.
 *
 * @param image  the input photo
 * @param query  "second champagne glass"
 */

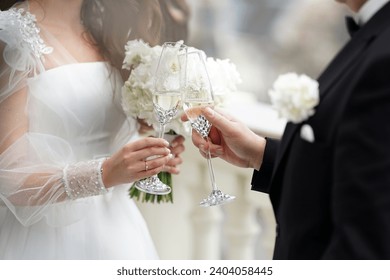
xmin=134 ymin=42 xmax=187 ymax=195
xmin=182 ymin=51 xmax=235 ymax=207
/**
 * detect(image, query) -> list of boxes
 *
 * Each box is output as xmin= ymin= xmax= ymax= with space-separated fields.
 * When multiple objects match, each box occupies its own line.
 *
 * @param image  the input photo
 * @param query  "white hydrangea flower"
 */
xmin=268 ymin=72 xmax=319 ymax=123
xmin=206 ymin=58 xmax=241 ymax=93
xmin=122 ymin=39 xmax=154 ymax=70
xmin=122 ymin=40 xmax=187 ymax=135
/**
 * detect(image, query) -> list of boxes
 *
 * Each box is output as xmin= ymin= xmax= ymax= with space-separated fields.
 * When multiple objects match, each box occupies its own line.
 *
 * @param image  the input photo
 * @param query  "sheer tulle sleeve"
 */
xmin=0 ymin=8 xmax=120 ymax=226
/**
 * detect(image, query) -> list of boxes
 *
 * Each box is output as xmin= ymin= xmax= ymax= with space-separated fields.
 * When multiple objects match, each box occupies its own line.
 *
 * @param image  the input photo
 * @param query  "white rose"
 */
xmin=269 ymin=72 xmax=319 ymax=123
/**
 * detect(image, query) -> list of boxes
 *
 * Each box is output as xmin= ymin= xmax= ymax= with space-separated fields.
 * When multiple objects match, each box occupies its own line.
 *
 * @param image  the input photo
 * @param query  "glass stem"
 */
xmin=205 ymin=138 xmax=217 ymax=191
xmin=158 ymin=123 xmax=166 ymax=139
xmin=153 ymin=122 xmax=166 ymax=181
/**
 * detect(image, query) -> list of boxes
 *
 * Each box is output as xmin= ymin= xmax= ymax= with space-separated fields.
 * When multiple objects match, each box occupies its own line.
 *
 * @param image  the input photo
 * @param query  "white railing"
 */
xmin=135 ymin=100 xmax=286 ymax=259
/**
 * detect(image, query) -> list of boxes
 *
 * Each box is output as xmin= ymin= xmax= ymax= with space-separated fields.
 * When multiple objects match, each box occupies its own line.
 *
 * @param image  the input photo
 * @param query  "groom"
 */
xmin=184 ymin=0 xmax=390 ymax=259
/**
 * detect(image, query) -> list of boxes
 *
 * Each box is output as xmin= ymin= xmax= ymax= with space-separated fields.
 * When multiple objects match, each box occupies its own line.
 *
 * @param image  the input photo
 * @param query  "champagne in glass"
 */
xmin=134 ymin=42 xmax=187 ymax=195
xmin=183 ymin=51 xmax=235 ymax=207
xmin=153 ymin=91 xmax=181 ymax=139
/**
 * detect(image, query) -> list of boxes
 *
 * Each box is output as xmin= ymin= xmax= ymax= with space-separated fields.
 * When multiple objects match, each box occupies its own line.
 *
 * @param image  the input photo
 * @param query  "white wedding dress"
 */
xmin=0 ymin=3 xmax=158 ymax=259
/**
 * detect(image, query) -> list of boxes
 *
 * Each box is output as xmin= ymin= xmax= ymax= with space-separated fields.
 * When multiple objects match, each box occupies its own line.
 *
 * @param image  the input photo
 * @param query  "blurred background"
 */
xmin=136 ymin=0 xmax=351 ymax=260
xmin=187 ymin=0 xmax=349 ymax=102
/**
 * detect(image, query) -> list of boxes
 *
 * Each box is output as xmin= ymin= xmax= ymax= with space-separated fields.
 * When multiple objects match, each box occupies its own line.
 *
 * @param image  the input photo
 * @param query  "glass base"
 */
xmin=199 ymin=189 xmax=235 ymax=207
xmin=134 ymin=176 xmax=171 ymax=195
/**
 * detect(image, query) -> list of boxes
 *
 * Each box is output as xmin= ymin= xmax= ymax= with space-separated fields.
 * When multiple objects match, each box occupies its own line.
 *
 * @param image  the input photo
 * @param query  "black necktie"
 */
xmin=345 ymin=16 xmax=360 ymax=37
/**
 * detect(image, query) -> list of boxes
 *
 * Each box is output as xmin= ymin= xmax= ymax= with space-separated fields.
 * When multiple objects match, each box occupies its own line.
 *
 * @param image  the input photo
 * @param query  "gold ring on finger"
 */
xmin=145 ymin=161 xmax=149 ymax=171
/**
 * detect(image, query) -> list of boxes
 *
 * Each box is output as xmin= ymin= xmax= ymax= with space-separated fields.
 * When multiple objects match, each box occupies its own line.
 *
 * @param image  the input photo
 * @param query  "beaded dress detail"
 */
xmin=5 ymin=8 xmax=53 ymax=58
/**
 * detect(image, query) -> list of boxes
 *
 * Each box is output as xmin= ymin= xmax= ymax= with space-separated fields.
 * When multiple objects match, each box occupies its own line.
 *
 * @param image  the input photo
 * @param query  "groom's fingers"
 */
xmin=180 ymin=113 xmax=189 ymax=122
xmin=198 ymin=147 xmax=219 ymax=159
xmin=191 ymin=129 xmax=206 ymax=147
xmin=202 ymin=107 xmax=234 ymax=135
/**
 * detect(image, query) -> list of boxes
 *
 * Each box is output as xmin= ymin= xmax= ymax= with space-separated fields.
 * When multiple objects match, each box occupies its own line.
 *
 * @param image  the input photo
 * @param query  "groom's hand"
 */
xmin=181 ymin=107 xmax=266 ymax=170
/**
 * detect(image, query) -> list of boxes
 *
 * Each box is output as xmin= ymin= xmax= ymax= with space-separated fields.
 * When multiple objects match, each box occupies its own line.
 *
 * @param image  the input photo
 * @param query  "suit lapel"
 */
xmin=270 ymin=2 xmax=390 ymax=183
xmin=275 ymin=32 xmax=372 ymax=167
xmin=316 ymin=31 xmax=374 ymax=100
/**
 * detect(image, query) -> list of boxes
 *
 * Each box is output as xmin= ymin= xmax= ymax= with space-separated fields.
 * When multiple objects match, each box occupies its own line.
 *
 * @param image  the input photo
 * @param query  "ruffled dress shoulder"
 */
xmin=0 ymin=6 xmax=52 ymax=101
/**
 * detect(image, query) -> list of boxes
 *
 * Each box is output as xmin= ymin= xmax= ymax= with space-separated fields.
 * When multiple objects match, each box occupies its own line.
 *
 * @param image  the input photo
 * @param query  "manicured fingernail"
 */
xmin=163 ymin=140 xmax=170 ymax=146
xmin=168 ymin=153 xmax=174 ymax=159
xmin=204 ymin=107 xmax=214 ymax=117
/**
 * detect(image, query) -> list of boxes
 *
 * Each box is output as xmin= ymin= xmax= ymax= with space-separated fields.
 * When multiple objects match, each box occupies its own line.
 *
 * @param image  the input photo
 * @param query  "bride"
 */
xmin=0 ymin=0 xmax=185 ymax=259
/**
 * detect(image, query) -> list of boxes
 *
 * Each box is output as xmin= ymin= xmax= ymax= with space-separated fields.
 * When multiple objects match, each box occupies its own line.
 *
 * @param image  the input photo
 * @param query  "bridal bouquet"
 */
xmin=121 ymin=39 xmax=241 ymax=203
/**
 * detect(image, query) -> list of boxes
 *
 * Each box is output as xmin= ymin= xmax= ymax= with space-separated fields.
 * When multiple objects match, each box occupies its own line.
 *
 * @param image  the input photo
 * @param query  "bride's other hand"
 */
xmin=101 ymin=137 xmax=171 ymax=187
xmin=163 ymin=135 xmax=185 ymax=174
xmin=137 ymin=118 xmax=154 ymax=135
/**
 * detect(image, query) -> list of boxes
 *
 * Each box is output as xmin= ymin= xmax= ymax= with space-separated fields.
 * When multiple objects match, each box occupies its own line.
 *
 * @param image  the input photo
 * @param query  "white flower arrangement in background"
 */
xmin=268 ymin=72 xmax=319 ymax=124
xmin=204 ymin=56 xmax=242 ymax=104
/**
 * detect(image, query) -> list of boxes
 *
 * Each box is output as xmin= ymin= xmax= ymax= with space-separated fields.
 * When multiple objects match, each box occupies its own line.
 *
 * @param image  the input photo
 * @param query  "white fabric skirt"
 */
xmin=0 ymin=185 xmax=159 ymax=260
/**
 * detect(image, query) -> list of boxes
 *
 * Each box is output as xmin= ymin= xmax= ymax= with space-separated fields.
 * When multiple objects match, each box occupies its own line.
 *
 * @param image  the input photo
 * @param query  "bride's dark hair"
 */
xmin=81 ymin=0 xmax=162 ymax=73
xmin=1 ymin=0 xmax=163 ymax=77
xmin=1 ymin=0 xmax=190 ymax=80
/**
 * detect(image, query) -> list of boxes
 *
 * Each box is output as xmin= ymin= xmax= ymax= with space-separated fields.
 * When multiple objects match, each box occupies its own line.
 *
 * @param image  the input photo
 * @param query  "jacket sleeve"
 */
xmin=251 ymin=137 xmax=279 ymax=194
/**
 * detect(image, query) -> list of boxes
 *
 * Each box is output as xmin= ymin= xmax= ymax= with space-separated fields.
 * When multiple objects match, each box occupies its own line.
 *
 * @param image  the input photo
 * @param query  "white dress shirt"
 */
xmin=355 ymin=0 xmax=390 ymax=25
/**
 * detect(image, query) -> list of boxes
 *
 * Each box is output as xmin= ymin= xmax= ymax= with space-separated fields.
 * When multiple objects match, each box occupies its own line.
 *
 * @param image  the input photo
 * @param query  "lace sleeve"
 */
xmin=63 ymin=159 xmax=107 ymax=200
xmin=0 ymin=8 xmax=109 ymax=226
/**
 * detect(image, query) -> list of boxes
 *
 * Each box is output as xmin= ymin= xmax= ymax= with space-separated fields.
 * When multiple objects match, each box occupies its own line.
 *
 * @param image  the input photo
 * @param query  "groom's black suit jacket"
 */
xmin=252 ymin=2 xmax=390 ymax=259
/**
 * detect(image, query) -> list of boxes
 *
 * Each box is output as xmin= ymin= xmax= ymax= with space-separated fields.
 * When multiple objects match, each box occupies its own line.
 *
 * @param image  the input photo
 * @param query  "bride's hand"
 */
xmin=163 ymin=135 xmax=185 ymax=174
xmin=137 ymin=118 xmax=153 ymax=135
xmin=101 ymin=137 xmax=172 ymax=187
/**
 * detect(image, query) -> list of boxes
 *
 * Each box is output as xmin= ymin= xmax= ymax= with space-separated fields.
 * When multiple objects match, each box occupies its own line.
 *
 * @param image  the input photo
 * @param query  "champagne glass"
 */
xmin=134 ymin=42 xmax=187 ymax=195
xmin=182 ymin=50 xmax=235 ymax=207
